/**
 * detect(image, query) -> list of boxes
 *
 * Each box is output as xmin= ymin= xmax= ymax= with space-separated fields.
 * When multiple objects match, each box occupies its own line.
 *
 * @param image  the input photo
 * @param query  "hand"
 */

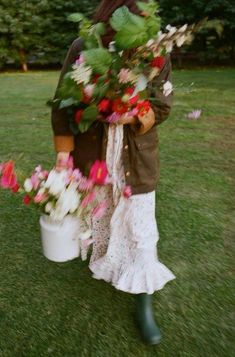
xmin=55 ymin=152 xmax=70 ymax=172
xmin=117 ymin=114 xmax=139 ymax=125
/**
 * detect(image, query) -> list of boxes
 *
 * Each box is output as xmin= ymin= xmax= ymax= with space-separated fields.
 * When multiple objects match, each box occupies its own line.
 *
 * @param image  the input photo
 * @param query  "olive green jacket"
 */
xmin=51 ymin=38 xmax=173 ymax=195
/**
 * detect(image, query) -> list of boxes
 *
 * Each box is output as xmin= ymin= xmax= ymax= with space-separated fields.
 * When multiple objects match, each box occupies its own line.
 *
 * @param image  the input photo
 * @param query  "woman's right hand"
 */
xmin=55 ymin=152 xmax=70 ymax=172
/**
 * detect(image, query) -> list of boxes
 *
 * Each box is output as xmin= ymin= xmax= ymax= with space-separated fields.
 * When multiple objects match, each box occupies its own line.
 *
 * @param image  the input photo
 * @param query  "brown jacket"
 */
xmin=51 ymin=38 xmax=173 ymax=195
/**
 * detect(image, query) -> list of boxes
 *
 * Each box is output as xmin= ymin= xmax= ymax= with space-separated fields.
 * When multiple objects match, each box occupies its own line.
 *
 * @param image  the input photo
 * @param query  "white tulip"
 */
xmin=45 ymin=202 xmax=53 ymax=213
xmin=133 ymin=74 xmax=148 ymax=94
xmin=24 ymin=178 xmax=33 ymax=192
xmin=176 ymin=35 xmax=187 ymax=47
xmin=163 ymin=81 xmax=173 ymax=96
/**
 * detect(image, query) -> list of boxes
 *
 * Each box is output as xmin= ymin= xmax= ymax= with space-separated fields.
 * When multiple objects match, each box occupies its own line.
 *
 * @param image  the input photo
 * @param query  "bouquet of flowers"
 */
xmin=49 ymin=0 xmax=198 ymax=133
xmin=0 ymin=159 xmax=114 ymax=261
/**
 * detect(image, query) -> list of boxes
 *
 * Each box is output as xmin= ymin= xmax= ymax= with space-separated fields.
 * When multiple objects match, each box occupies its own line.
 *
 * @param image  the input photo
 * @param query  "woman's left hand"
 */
xmin=117 ymin=114 xmax=138 ymax=125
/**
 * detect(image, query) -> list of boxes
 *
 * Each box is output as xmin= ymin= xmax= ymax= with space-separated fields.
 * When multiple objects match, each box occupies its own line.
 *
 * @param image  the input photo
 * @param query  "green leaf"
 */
xmin=67 ymin=13 xmax=84 ymax=23
xmin=93 ymin=82 xmax=110 ymax=101
xmin=59 ymin=98 xmax=77 ymax=109
xmin=82 ymin=105 xmax=98 ymax=122
xmin=93 ymin=22 xmax=106 ymax=36
xmin=82 ymin=48 xmax=112 ymax=74
xmin=78 ymin=105 xmax=98 ymax=132
xmin=110 ymin=6 xmax=148 ymax=49
xmin=58 ymin=75 xmax=83 ymax=101
xmin=114 ymin=30 xmax=148 ymax=49
xmin=136 ymin=1 xmax=159 ymax=16
xmin=110 ymin=6 xmax=145 ymax=32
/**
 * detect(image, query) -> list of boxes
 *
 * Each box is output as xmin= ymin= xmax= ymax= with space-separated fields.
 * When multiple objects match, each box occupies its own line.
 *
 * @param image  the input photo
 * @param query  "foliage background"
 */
xmin=0 ymin=0 xmax=234 ymax=70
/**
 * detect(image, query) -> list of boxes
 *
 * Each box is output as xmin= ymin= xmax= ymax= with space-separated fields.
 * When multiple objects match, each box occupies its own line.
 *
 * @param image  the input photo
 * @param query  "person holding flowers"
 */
xmin=51 ymin=0 xmax=182 ymax=345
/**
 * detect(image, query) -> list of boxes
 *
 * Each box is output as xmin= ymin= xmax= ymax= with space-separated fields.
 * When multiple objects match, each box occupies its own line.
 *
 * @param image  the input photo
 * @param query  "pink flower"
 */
xmin=106 ymin=112 xmax=121 ymax=123
xmin=33 ymin=192 xmax=47 ymax=203
xmin=84 ymin=84 xmax=95 ymax=98
xmin=92 ymin=201 xmax=108 ymax=219
xmin=75 ymin=55 xmax=85 ymax=65
xmin=89 ymin=160 xmax=109 ymax=185
xmin=78 ymin=177 xmax=94 ymax=191
xmin=0 ymin=161 xmax=17 ymax=189
xmin=30 ymin=174 xmax=40 ymax=190
xmin=187 ymin=110 xmax=202 ymax=120
xmin=123 ymin=185 xmax=132 ymax=198
xmin=81 ymin=191 xmax=96 ymax=208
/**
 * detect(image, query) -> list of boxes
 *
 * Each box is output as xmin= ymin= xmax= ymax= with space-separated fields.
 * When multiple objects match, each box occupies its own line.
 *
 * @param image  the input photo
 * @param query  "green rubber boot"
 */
xmin=135 ymin=293 xmax=162 ymax=345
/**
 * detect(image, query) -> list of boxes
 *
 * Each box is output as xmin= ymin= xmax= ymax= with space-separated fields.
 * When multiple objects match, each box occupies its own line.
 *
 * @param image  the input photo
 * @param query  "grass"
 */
xmin=0 ymin=68 xmax=234 ymax=357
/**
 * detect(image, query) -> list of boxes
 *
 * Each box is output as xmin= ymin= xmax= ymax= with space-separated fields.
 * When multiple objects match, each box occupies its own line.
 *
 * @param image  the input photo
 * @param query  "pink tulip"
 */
xmin=30 ymin=174 xmax=40 ymax=190
xmin=81 ymin=191 xmax=96 ymax=208
xmin=33 ymin=192 xmax=47 ymax=203
xmin=78 ymin=177 xmax=94 ymax=191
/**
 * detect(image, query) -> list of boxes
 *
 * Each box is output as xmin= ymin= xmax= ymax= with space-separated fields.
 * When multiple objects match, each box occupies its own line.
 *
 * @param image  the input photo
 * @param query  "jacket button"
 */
xmin=124 ymin=145 xmax=129 ymax=150
xmin=125 ymin=171 xmax=130 ymax=177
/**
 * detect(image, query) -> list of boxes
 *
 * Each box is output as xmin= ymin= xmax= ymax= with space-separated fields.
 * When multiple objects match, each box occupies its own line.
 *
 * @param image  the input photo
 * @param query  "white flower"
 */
xmin=176 ymin=34 xmax=187 ymax=47
xmin=166 ymin=25 xmax=177 ymax=38
xmin=156 ymin=31 xmax=166 ymax=44
xmin=165 ymin=41 xmax=173 ymax=53
xmin=147 ymin=39 xmax=155 ymax=47
xmin=24 ymin=178 xmax=33 ymax=192
xmin=134 ymin=74 xmax=148 ymax=93
xmin=178 ymin=24 xmax=188 ymax=33
xmin=118 ymin=69 xmax=138 ymax=84
xmin=55 ymin=183 xmax=81 ymax=218
xmin=45 ymin=202 xmax=53 ymax=213
xmin=44 ymin=170 xmax=67 ymax=197
xmin=108 ymin=41 xmax=116 ymax=52
xmin=71 ymin=63 xmax=92 ymax=85
xmin=163 ymin=81 xmax=173 ymax=96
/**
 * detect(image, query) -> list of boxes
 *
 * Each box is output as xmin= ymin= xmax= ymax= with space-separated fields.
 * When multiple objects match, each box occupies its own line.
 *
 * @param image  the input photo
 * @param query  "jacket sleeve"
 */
xmin=131 ymin=54 xmax=173 ymax=135
xmin=51 ymin=38 xmax=83 ymax=153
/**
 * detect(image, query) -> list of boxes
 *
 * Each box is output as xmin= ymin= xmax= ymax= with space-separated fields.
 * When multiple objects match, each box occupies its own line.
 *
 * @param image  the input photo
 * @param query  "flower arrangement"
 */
xmin=0 ymin=158 xmax=112 ymax=222
xmin=49 ymin=0 xmax=199 ymax=133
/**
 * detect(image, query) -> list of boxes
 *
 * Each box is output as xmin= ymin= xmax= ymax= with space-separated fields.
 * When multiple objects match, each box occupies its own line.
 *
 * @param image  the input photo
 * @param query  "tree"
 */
xmin=0 ymin=0 xmax=99 ymax=71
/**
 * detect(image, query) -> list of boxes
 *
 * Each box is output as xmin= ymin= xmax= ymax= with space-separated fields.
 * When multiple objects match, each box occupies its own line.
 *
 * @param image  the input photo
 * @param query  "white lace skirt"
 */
xmin=88 ymin=124 xmax=175 ymax=294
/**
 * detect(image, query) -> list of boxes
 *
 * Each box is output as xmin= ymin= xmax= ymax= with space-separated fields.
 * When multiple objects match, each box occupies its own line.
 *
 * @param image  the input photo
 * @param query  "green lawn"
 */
xmin=0 ymin=69 xmax=234 ymax=357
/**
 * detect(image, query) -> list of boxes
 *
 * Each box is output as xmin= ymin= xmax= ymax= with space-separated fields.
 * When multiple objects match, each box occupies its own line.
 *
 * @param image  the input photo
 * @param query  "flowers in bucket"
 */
xmin=0 ymin=159 xmax=111 ymax=222
xmin=48 ymin=0 xmax=201 ymax=133
xmin=0 ymin=158 xmax=116 ymax=261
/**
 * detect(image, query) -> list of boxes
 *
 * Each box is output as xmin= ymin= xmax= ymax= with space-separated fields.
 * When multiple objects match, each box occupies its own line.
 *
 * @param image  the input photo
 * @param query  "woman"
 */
xmin=51 ymin=0 xmax=175 ymax=345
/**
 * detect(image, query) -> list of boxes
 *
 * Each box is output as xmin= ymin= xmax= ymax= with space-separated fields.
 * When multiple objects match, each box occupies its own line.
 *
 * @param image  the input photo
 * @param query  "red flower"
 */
xmin=151 ymin=56 xmax=165 ymax=69
xmin=112 ymin=98 xmax=128 ymax=115
xmin=0 ymin=160 xmax=17 ymax=189
xmin=12 ymin=183 xmax=20 ymax=193
xmin=23 ymin=195 xmax=31 ymax=205
xmin=125 ymin=87 xmax=135 ymax=96
xmin=123 ymin=185 xmax=132 ymax=198
xmin=136 ymin=100 xmax=151 ymax=117
xmin=98 ymin=99 xmax=111 ymax=113
xmin=93 ymin=74 xmax=101 ymax=84
xmin=82 ymin=91 xmax=91 ymax=104
xmin=74 ymin=109 xmax=84 ymax=124
xmin=89 ymin=160 xmax=109 ymax=185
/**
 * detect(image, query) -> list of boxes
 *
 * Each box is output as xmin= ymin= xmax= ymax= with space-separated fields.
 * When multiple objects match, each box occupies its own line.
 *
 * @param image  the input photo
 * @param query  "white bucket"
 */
xmin=39 ymin=214 xmax=80 ymax=263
